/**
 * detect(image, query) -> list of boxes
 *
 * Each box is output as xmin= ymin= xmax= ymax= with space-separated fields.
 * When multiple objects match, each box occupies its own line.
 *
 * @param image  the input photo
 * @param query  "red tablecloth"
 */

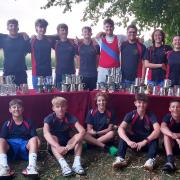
xmin=0 ymin=90 xmax=179 ymax=128
xmin=90 ymin=91 xmax=180 ymax=124
xmin=0 ymin=90 xmax=90 ymax=128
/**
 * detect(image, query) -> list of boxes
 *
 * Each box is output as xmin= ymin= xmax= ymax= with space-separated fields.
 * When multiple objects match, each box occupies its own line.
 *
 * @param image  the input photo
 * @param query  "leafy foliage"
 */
xmin=43 ymin=0 xmax=180 ymax=42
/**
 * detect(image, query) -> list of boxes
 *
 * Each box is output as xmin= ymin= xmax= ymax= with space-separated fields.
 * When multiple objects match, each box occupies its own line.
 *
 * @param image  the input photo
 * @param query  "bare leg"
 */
xmin=84 ymin=133 xmax=105 ymax=148
xmin=97 ymin=131 xmax=114 ymax=144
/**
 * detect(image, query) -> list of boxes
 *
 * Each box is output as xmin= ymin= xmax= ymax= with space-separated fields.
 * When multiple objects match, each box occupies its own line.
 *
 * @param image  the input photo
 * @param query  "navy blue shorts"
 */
xmin=7 ymin=138 xmax=29 ymax=161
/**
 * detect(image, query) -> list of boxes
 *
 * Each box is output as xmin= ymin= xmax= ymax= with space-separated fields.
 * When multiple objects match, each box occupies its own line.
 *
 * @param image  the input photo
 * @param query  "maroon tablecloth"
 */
xmin=0 ymin=90 xmax=179 ymax=128
xmin=0 ymin=90 xmax=90 ymax=128
xmin=90 ymin=91 xmax=180 ymax=124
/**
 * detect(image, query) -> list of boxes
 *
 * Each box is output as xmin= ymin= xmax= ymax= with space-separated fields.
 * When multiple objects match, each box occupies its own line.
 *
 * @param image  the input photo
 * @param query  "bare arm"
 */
xmin=161 ymin=122 xmax=180 ymax=139
xmin=73 ymin=121 xmax=86 ymax=143
xmin=144 ymin=60 xmax=166 ymax=69
xmin=43 ymin=123 xmax=62 ymax=149
xmin=118 ymin=121 xmax=137 ymax=149
xmin=96 ymin=124 xmax=113 ymax=135
xmin=146 ymin=122 xmax=160 ymax=141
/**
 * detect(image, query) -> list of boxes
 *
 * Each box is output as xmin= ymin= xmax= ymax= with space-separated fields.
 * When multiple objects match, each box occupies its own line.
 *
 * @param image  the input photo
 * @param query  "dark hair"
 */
xmin=35 ymin=19 xmax=48 ymax=28
xmin=94 ymin=92 xmax=108 ymax=103
xmin=169 ymin=99 xmax=180 ymax=105
xmin=7 ymin=19 xmax=18 ymax=26
xmin=57 ymin=23 xmax=68 ymax=32
xmin=9 ymin=99 xmax=23 ymax=108
xmin=82 ymin=26 xmax=92 ymax=33
xmin=135 ymin=93 xmax=148 ymax=103
xmin=152 ymin=29 xmax=165 ymax=47
xmin=103 ymin=18 xmax=114 ymax=27
xmin=127 ymin=24 xmax=137 ymax=32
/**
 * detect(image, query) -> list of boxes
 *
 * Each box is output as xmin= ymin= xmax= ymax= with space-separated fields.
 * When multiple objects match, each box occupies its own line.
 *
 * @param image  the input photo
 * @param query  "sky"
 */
xmin=0 ymin=0 xmax=152 ymax=39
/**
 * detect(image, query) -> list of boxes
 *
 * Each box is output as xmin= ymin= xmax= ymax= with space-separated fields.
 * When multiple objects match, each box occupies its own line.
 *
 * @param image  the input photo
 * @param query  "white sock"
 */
xmin=73 ymin=156 xmax=81 ymax=166
xmin=28 ymin=153 xmax=37 ymax=167
xmin=0 ymin=153 xmax=8 ymax=167
xmin=58 ymin=158 xmax=69 ymax=168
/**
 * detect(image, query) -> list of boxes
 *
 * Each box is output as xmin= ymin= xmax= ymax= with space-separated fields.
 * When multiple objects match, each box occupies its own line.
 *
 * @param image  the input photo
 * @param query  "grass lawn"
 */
xmin=8 ymin=129 xmax=180 ymax=180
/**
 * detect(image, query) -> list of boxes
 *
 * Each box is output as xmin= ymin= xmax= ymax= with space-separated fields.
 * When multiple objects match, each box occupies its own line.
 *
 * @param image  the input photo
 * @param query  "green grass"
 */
xmin=9 ymin=129 xmax=180 ymax=180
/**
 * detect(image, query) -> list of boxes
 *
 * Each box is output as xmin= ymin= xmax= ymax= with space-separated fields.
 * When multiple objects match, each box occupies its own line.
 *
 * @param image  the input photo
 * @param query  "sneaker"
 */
xmin=22 ymin=165 xmax=39 ymax=177
xmin=112 ymin=156 xmax=127 ymax=168
xmin=61 ymin=165 xmax=73 ymax=177
xmin=0 ymin=165 xmax=14 ymax=177
xmin=72 ymin=164 xmax=85 ymax=175
xmin=144 ymin=158 xmax=156 ymax=170
xmin=162 ymin=162 xmax=176 ymax=173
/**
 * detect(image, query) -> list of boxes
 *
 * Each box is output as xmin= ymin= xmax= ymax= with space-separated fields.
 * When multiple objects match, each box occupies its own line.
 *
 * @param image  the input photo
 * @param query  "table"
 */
xmin=0 ymin=90 xmax=90 ymax=128
xmin=90 ymin=91 xmax=180 ymax=124
xmin=0 ymin=90 xmax=179 ymax=128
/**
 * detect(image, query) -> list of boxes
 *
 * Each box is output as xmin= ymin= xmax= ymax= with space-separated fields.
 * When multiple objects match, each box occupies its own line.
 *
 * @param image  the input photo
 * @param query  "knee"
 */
xmin=0 ymin=138 xmax=7 ymax=145
xmin=29 ymin=136 xmax=41 ymax=146
xmin=107 ymin=130 xmax=115 ymax=138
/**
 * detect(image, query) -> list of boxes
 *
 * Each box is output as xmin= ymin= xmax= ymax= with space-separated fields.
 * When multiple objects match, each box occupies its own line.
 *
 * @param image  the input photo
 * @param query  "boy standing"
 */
xmin=54 ymin=24 xmax=78 ymax=85
xmin=31 ymin=19 xmax=53 ymax=89
xmin=0 ymin=19 xmax=30 ymax=86
xmin=121 ymin=24 xmax=146 ymax=88
xmin=0 ymin=99 xmax=40 ymax=177
xmin=113 ymin=94 xmax=160 ymax=170
xmin=43 ymin=97 xmax=85 ymax=177
xmin=161 ymin=99 xmax=180 ymax=172
xmin=77 ymin=26 xmax=100 ymax=90
xmin=96 ymin=18 xmax=126 ymax=83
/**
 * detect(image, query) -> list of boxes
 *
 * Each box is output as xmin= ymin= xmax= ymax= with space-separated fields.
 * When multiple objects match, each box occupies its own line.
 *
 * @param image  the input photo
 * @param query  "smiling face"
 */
xmin=134 ymin=100 xmax=148 ymax=114
xmin=36 ymin=25 xmax=46 ymax=36
xmin=153 ymin=30 xmax=163 ymax=45
xmin=172 ymin=36 xmax=180 ymax=50
xmin=103 ymin=23 xmax=114 ymax=36
xmin=7 ymin=23 xmax=19 ymax=36
xmin=82 ymin=28 xmax=92 ymax=39
xmin=9 ymin=104 xmax=23 ymax=119
xmin=96 ymin=95 xmax=107 ymax=112
xmin=169 ymin=101 xmax=180 ymax=120
xmin=58 ymin=28 xmax=68 ymax=40
xmin=127 ymin=27 xmax=137 ymax=42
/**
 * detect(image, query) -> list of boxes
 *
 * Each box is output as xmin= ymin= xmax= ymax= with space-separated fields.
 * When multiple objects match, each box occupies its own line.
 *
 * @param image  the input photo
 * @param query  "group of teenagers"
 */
xmin=0 ymin=18 xmax=180 ymax=90
xmin=0 ymin=92 xmax=180 ymax=178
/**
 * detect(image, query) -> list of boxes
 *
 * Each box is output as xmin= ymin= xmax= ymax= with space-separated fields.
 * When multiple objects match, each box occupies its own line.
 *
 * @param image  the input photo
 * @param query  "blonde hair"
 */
xmin=51 ymin=96 xmax=68 ymax=107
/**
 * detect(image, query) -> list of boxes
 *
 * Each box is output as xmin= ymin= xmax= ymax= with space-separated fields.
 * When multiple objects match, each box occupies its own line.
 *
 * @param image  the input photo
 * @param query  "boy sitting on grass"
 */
xmin=43 ymin=96 xmax=85 ymax=177
xmin=0 ymin=99 xmax=40 ymax=178
xmin=113 ymin=93 xmax=160 ymax=170
xmin=161 ymin=99 xmax=180 ymax=173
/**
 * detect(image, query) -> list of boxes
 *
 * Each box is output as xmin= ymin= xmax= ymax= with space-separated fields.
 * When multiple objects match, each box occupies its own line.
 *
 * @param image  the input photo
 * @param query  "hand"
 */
xmin=136 ymin=140 xmax=147 ymax=151
xmin=96 ymin=32 xmax=105 ymax=39
xmin=176 ymin=139 xmax=180 ymax=149
xmin=66 ymin=143 xmax=76 ymax=151
xmin=74 ymin=36 xmax=81 ymax=45
xmin=127 ymin=140 xmax=137 ymax=149
xmin=20 ymin=32 xmax=29 ymax=40
xmin=171 ymin=133 xmax=178 ymax=140
xmin=161 ymin=63 xmax=167 ymax=70
xmin=31 ymin=34 xmax=36 ymax=39
xmin=89 ymin=129 xmax=97 ymax=135
xmin=57 ymin=146 xmax=68 ymax=155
